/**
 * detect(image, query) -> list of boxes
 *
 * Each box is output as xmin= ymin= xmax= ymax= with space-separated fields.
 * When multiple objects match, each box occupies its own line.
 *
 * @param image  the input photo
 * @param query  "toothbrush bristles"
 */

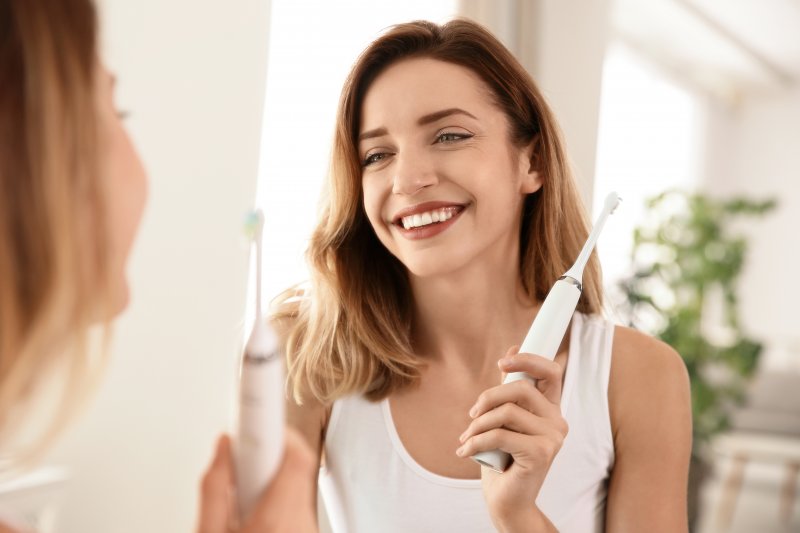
xmin=243 ymin=209 xmax=264 ymax=240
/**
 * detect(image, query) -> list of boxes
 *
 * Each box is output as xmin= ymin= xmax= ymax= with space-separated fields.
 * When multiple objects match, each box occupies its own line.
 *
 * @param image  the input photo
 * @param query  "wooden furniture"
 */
xmin=712 ymin=371 xmax=800 ymax=530
xmin=713 ymin=432 xmax=800 ymax=529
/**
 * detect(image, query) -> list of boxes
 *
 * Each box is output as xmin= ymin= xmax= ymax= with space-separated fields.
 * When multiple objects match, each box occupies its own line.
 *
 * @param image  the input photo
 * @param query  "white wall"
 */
xmin=44 ymin=1 xmax=272 ymax=532
xmin=532 ymin=0 xmax=611 ymax=208
xmin=703 ymin=89 xmax=800 ymax=370
xmin=460 ymin=0 xmax=612 ymax=207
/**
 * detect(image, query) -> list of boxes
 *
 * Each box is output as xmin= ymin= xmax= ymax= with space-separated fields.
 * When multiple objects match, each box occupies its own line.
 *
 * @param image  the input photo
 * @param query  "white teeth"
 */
xmin=400 ymin=207 xmax=459 ymax=229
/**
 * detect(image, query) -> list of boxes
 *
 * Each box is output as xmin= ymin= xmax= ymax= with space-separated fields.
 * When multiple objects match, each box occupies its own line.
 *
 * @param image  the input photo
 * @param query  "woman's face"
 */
xmin=359 ymin=58 xmax=541 ymax=279
xmin=97 ymin=65 xmax=148 ymax=316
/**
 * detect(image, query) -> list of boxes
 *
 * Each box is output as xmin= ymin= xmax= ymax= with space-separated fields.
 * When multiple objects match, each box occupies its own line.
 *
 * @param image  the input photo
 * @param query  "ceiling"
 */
xmin=612 ymin=0 xmax=800 ymax=98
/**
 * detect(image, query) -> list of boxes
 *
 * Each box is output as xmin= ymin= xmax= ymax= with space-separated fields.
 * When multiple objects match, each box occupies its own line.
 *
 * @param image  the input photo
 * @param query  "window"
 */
xmin=593 ymin=42 xmax=704 ymax=310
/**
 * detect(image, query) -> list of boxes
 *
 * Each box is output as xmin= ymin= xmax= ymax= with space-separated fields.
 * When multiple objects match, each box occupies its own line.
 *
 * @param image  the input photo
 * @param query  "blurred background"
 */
xmin=1 ymin=0 xmax=797 ymax=531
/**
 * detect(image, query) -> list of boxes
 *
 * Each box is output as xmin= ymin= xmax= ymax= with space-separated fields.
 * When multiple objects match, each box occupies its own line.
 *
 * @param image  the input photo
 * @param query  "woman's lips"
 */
xmin=393 ymin=205 xmax=467 ymax=240
xmin=391 ymin=201 xmax=467 ymax=224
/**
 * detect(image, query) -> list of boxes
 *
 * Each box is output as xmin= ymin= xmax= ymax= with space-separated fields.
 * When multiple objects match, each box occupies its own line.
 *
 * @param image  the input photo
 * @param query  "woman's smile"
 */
xmin=390 ymin=201 xmax=468 ymax=240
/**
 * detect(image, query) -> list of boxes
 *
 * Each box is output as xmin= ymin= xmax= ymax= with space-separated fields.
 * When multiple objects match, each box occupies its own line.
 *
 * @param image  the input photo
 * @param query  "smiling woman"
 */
xmin=272 ymin=18 xmax=692 ymax=533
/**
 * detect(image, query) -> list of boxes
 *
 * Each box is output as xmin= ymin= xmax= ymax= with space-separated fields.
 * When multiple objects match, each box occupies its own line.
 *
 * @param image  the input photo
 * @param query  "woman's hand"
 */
xmin=197 ymin=427 xmax=318 ymax=533
xmin=455 ymin=346 xmax=567 ymax=531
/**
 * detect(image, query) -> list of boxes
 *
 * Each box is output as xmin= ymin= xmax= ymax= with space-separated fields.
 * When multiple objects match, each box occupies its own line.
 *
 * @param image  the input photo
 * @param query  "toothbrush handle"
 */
xmin=470 ymin=279 xmax=581 ymax=472
xmin=235 ymin=323 xmax=285 ymax=520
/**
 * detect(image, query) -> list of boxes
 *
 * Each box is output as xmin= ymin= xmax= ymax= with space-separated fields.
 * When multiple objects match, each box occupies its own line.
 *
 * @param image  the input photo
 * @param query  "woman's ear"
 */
xmin=519 ymin=135 xmax=543 ymax=194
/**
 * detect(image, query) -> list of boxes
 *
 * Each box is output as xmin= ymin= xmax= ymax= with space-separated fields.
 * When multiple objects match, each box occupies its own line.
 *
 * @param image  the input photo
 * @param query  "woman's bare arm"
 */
xmin=605 ymin=326 xmax=693 ymax=532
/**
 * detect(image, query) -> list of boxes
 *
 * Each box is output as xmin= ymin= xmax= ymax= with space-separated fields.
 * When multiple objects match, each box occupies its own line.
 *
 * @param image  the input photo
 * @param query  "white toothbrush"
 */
xmin=235 ymin=209 xmax=285 ymax=519
xmin=471 ymin=192 xmax=622 ymax=472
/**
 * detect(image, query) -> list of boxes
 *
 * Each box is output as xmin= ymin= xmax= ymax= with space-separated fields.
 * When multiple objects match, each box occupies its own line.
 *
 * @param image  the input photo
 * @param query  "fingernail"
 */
xmin=498 ymin=356 xmax=513 ymax=366
xmin=456 ymin=446 xmax=465 ymax=457
xmin=469 ymin=406 xmax=477 ymax=418
xmin=459 ymin=432 xmax=467 ymax=443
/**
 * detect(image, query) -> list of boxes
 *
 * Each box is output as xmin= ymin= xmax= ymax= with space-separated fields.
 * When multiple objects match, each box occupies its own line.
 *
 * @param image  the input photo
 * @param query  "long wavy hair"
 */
xmin=274 ymin=19 xmax=602 ymax=404
xmin=0 ymin=0 xmax=112 ymax=465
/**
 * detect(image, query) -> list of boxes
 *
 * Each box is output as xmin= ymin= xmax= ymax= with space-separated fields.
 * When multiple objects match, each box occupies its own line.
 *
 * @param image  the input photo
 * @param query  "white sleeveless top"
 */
xmin=319 ymin=312 xmax=616 ymax=532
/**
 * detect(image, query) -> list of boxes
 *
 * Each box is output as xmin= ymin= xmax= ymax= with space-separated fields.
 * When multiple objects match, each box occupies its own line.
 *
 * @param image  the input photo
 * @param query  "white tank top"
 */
xmin=319 ymin=312 xmax=615 ymax=532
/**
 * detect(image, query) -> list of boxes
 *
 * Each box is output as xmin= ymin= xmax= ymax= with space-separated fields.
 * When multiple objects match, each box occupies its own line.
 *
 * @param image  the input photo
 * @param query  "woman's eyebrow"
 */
xmin=417 ymin=107 xmax=477 ymax=125
xmin=359 ymin=108 xmax=478 ymax=142
xmin=359 ymin=127 xmax=387 ymax=142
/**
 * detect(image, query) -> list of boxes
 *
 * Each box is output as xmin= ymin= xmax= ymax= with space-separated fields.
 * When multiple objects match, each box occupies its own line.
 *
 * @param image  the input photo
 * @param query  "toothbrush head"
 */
xmin=243 ymin=209 xmax=264 ymax=241
xmin=563 ymin=191 xmax=623 ymax=282
xmin=605 ymin=192 xmax=622 ymax=215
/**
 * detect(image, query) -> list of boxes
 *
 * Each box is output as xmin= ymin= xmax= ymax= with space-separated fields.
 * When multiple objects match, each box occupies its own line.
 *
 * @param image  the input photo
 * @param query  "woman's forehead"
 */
xmin=360 ymin=58 xmax=495 ymax=130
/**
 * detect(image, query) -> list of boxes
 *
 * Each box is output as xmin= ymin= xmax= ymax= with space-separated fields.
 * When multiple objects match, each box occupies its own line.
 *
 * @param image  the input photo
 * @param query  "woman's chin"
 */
xmin=394 ymin=241 xmax=480 ymax=277
xmin=402 ymin=256 xmax=466 ymax=280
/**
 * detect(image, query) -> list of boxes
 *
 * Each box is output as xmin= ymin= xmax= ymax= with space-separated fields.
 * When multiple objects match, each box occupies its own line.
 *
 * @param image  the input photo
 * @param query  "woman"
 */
xmin=276 ymin=19 xmax=692 ymax=532
xmin=0 ymin=1 xmax=315 ymax=531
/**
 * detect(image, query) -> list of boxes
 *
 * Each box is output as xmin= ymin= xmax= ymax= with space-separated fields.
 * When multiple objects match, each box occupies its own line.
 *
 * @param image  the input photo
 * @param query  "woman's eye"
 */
xmin=436 ymin=132 xmax=472 ymax=143
xmin=363 ymin=152 xmax=390 ymax=166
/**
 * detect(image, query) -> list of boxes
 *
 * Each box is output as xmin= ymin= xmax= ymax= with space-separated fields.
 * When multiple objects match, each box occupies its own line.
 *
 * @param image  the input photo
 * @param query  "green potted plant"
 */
xmin=615 ymin=190 xmax=776 ymax=528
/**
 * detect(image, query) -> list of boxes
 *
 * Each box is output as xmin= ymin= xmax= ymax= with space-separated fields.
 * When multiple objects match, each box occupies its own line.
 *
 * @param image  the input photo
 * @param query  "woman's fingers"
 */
xmin=470 ymin=378 xmax=561 ymax=422
xmin=498 ymin=345 xmax=518 ymax=382
xmin=459 ymin=402 xmax=554 ymax=445
xmin=460 ymin=347 xmax=569 ymax=466
xmin=197 ymin=434 xmax=234 ymax=533
xmin=457 ymin=401 xmax=568 ymax=464
xmin=457 ymin=427 xmax=563 ymax=469
xmin=197 ymin=429 xmax=319 ymax=533
xmin=244 ymin=427 xmax=318 ymax=532
xmin=497 ymin=350 xmax=564 ymax=404
xmin=281 ymin=426 xmax=318 ymax=475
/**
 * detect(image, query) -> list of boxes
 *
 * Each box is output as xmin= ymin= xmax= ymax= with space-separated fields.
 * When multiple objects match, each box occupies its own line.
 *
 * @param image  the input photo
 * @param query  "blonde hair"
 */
xmin=274 ymin=19 xmax=602 ymax=404
xmin=0 ymin=0 xmax=113 ymax=465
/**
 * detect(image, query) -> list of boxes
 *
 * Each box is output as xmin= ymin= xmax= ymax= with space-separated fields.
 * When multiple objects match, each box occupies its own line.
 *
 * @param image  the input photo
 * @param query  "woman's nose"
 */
xmin=392 ymin=152 xmax=438 ymax=195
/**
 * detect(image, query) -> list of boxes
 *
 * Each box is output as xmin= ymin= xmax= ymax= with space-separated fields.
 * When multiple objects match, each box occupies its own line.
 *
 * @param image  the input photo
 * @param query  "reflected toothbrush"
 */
xmin=234 ymin=209 xmax=285 ymax=519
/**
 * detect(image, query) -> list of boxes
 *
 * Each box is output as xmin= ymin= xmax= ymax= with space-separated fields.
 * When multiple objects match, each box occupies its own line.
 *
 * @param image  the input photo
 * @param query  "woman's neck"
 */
xmin=409 ymin=258 xmax=539 ymax=377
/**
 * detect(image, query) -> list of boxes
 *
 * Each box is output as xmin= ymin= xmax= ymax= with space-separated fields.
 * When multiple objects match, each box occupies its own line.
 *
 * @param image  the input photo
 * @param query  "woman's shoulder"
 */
xmin=607 ymin=324 xmax=691 ymax=440
xmin=571 ymin=313 xmax=687 ymax=393
xmin=609 ymin=324 xmax=688 ymax=385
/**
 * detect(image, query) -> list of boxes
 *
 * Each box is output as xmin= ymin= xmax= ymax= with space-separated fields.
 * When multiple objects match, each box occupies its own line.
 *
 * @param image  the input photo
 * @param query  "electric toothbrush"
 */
xmin=235 ymin=209 xmax=285 ymax=519
xmin=471 ymin=192 xmax=622 ymax=473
